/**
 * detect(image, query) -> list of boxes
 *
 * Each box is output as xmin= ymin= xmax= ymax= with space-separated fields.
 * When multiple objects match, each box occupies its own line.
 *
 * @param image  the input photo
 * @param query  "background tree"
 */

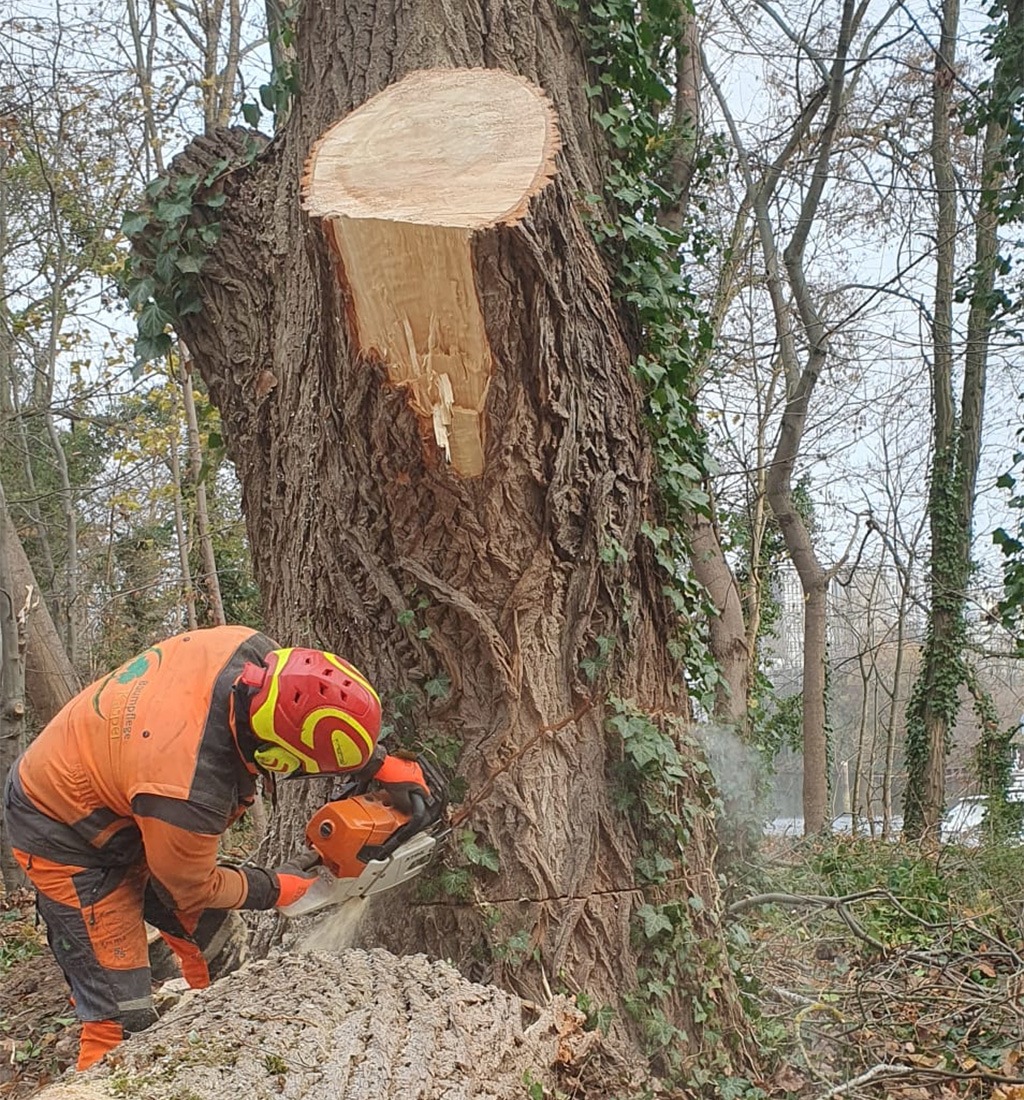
xmin=903 ymin=0 xmax=1022 ymax=838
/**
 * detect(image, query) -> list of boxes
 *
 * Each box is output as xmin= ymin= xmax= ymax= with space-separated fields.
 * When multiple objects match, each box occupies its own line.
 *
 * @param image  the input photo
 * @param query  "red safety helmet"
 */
xmin=237 ymin=648 xmax=382 ymax=777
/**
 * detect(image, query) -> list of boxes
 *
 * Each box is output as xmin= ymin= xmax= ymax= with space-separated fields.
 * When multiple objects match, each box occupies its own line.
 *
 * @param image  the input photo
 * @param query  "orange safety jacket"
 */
xmin=8 ymin=626 xmax=279 ymax=916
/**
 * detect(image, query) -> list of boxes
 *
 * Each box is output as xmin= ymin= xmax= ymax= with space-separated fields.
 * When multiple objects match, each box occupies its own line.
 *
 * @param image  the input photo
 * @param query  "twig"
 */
xmin=727 ymin=888 xmax=889 ymax=915
xmin=817 ymin=1062 xmax=915 ymax=1098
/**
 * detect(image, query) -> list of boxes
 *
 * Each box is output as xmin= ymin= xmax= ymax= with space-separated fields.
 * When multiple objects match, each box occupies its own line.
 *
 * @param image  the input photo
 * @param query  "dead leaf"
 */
xmin=772 ymin=1063 xmax=807 ymax=1093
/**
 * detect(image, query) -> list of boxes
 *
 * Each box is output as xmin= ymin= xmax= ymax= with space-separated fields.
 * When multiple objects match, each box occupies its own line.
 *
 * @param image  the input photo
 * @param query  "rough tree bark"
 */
xmin=147 ymin=4 xmax=749 ymax=1064
xmin=0 ymin=489 xmax=80 ymax=726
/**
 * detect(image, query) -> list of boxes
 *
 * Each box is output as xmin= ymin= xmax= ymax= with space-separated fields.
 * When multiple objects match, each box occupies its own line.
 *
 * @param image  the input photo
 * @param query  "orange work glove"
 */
xmin=274 ymin=871 xmax=317 ymax=909
xmin=374 ymin=754 xmax=431 ymax=814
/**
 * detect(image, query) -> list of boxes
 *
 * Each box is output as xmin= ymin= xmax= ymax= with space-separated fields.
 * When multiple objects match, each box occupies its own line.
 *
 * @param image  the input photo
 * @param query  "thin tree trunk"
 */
xmin=904 ymin=0 xmax=1009 ymax=838
xmin=12 ymin=408 xmax=57 ymax=586
xmin=852 ymin=650 xmax=869 ymax=834
xmin=690 ymin=508 xmax=749 ymax=727
xmin=168 ymin=384 xmax=199 ymax=631
xmin=0 ymin=484 xmax=28 ymax=891
xmin=865 ymin=679 xmax=879 ymax=836
xmin=0 ymin=486 xmax=80 ymax=725
xmin=179 ymin=347 xmax=225 ymax=625
xmin=661 ymin=2 xmax=701 ymax=230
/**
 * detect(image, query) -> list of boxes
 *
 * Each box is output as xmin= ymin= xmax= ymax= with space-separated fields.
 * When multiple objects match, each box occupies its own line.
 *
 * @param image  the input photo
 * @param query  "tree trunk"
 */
xmin=0 ymin=487 xmax=80 ymax=726
xmin=152 ymin=6 xmax=748 ymax=1066
xmin=798 ymin=579 xmax=829 ymax=832
xmin=687 ymin=507 xmax=749 ymax=729
xmin=179 ymin=346 xmax=225 ymax=626
xmin=0 ymin=488 xmax=28 ymax=891
xmin=904 ymin=0 xmax=1010 ymax=838
xmin=167 ymin=392 xmax=199 ymax=632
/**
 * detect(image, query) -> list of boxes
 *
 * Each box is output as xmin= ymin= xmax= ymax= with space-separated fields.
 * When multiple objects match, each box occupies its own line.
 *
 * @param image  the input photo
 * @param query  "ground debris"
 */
xmin=0 ymin=893 xmax=77 ymax=1098
xmin=734 ymin=839 xmax=1024 ymax=1100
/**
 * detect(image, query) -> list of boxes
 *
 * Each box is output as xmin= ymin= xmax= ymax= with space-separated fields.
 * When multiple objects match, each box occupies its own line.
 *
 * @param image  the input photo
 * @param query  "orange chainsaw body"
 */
xmin=305 ymin=793 xmax=410 ymax=880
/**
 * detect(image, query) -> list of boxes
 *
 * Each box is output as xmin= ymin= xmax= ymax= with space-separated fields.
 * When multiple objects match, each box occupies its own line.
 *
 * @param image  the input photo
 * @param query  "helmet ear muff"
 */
xmin=253 ymin=743 xmax=302 ymax=778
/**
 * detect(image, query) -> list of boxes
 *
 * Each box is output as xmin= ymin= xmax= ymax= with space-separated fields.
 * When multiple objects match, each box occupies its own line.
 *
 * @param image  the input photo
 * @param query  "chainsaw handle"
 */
xmin=360 ymin=791 xmax=431 ymax=862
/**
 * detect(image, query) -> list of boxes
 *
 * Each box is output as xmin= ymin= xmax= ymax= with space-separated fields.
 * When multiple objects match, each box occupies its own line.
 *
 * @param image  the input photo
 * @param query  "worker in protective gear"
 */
xmin=2 ymin=624 xmax=434 ymax=1071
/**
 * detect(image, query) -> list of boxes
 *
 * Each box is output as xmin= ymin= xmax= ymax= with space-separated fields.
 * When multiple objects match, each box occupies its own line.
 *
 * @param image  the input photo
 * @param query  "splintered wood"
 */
xmin=302 ymin=68 xmax=561 ymax=477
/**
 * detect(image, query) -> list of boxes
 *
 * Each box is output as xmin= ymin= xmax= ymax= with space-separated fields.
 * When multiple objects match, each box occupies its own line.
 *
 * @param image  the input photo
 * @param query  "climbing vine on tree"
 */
xmin=554 ymin=0 xmax=759 ymax=1083
xmin=563 ymin=0 xmax=723 ymax=707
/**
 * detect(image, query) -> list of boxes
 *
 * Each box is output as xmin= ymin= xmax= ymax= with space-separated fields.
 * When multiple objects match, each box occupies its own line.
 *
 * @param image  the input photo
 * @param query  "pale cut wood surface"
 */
xmin=302 ymin=68 xmax=559 ymax=229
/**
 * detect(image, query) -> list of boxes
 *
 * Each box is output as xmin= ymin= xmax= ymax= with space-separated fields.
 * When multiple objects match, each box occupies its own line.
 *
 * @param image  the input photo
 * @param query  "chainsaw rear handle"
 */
xmin=359 ymin=790 xmax=433 ymax=863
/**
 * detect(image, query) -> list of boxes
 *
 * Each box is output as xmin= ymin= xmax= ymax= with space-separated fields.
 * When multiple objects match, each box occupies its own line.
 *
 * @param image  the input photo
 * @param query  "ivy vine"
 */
xmin=903 ymin=443 xmax=970 ymax=836
xmin=121 ymin=167 xmax=231 ymax=369
xmin=560 ymin=0 xmax=723 ymax=709
xmin=555 ymin=0 xmax=752 ymax=1078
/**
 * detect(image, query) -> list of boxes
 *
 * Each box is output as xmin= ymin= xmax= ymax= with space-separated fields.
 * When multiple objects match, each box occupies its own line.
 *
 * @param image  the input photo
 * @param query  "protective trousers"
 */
xmin=11 ymin=849 xmax=232 ymax=1070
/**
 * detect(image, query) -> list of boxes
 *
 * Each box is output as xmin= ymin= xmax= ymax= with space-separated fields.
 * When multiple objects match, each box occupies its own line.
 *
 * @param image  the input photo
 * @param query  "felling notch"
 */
xmin=301 ymin=68 xmax=561 ymax=477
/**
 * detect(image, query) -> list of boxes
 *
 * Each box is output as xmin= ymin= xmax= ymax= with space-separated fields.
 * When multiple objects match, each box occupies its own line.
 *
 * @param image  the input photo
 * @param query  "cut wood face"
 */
xmin=302 ymin=68 xmax=561 ymax=477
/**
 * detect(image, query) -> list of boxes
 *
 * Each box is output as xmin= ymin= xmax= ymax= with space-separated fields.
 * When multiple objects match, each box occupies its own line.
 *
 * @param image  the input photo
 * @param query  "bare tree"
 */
xmin=903 ymin=0 xmax=1019 ymax=838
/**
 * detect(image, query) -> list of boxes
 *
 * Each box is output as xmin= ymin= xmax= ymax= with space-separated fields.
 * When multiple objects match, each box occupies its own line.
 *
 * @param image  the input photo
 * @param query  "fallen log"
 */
xmin=34 ymin=948 xmax=639 ymax=1100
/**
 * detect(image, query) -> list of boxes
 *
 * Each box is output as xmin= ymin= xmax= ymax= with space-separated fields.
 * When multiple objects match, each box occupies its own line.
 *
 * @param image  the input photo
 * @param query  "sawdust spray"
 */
xmin=295 ymin=898 xmax=370 ymax=954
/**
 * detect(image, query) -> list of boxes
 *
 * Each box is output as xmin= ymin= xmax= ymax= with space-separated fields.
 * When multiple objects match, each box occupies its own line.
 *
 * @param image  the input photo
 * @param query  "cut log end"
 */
xmin=302 ymin=68 xmax=560 ymax=230
xmin=301 ymin=68 xmax=562 ymax=478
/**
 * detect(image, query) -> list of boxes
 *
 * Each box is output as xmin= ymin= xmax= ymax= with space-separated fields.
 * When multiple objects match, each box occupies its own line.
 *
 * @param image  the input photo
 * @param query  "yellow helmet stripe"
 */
xmin=250 ymin=648 xmax=321 ymax=774
xmin=299 ymin=707 xmax=376 ymax=755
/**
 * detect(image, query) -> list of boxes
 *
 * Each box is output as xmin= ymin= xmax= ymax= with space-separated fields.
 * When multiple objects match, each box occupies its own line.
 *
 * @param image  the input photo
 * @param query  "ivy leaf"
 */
xmin=144 ymin=176 xmax=169 ymax=200
xmin=127 ymin=276 xmax=156 ymax=308
xmin=459 ymin=829 xmax=500 ymax=873
xmin=133 ymin=332 xmax=172 ymax=373
xmin=637 ymin=904 xmax=673 ymax=939
xmin=138 ymin=302 xmax=173 ymax=338
xmin=154 ymin=250 xmax=178 ymax=283
xmin=242 ymin=101 xmax=261 ymax=127
xmin=154 ymin=198 xmax=193 ymax=223
xmin=174 ymin=254 xmax=205 ymax=275
xmin=177 ymin=298 xmax=204 ymax=316
xmin=121 ymin=210 xmax=150 ymax=237
xmin=423 ymin=675 xmax=450 ymax=701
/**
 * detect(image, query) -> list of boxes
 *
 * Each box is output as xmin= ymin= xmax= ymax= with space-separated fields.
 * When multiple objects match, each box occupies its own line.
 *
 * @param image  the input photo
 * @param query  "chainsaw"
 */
xmin=279 ymin=766 xmax=446 ymax=918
